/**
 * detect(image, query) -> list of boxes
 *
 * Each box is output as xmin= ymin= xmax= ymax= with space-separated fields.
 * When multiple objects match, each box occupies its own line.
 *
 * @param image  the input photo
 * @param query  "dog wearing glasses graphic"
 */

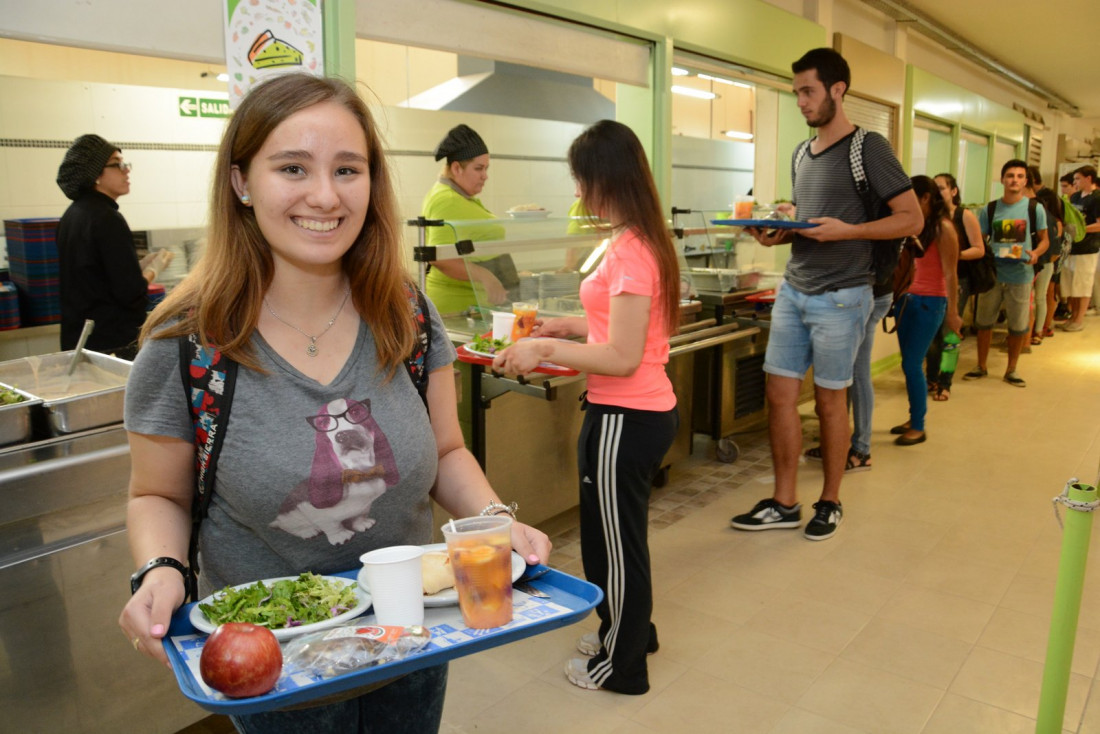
xmin=270 ymin=398 xmax=400 ymax=545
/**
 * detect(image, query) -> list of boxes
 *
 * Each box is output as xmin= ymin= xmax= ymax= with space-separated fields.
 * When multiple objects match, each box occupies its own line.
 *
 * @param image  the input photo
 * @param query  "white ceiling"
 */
xmin=896 ymin=0 xmax=1099 ymax=119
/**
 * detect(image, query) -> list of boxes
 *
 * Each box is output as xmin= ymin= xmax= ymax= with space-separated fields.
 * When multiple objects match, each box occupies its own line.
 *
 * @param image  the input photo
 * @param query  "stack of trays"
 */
xmin=538 ymin=272 xmax=580 ymax=300
xmin=4 ymin=218 xmax=61 ymax=325
xmin=0 ymin=281 xmax=20 ymax=330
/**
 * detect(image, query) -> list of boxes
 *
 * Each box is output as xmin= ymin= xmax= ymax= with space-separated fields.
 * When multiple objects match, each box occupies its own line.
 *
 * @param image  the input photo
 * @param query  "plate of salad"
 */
xmin=463 ymin=333 xmax=511 ymax=359
xmin=190 ymin=573 xmax=370 ymax=641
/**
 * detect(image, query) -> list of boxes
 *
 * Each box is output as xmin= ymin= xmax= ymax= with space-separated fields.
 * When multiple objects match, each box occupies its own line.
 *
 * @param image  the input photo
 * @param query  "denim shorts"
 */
xmin=764 ymin=281 xmax=872 ymax=390
xmin=974 ymin=281 xmax=1031 ymax=335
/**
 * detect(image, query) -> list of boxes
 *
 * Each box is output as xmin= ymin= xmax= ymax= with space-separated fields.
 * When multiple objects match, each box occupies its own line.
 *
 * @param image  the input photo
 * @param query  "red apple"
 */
xmin=199 ymin=622 xmax=283 ymax=698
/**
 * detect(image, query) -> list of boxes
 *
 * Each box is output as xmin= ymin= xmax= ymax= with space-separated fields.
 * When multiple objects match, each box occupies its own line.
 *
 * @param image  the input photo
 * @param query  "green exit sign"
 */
xmin=179 ymin=97 xmax=230 ymax=118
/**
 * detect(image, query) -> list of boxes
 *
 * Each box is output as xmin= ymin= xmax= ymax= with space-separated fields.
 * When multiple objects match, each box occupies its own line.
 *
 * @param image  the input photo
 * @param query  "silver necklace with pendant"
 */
xmin=264 ymin=288 xmax=351 ymax=357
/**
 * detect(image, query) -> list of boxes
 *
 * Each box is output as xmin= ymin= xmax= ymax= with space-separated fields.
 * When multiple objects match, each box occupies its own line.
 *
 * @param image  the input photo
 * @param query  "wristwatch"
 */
xmin=130 ymin=557 xmax=190 ymax=595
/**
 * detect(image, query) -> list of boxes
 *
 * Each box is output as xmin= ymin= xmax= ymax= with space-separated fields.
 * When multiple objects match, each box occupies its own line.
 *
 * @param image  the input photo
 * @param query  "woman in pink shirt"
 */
xmin=494 ymin=120 xmax=680 ymax=695
xmin=891 ymin=175 xmax=961 ymax=445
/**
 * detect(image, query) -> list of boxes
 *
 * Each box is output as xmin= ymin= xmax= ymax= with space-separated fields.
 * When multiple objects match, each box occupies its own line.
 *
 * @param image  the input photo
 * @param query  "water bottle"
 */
xmin=940 ymin=330 xmax=961 ymax=373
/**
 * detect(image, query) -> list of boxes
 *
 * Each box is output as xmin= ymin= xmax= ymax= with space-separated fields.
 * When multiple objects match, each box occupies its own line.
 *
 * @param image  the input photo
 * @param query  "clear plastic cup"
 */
xmin=490 ymin=311 xmax=516 ymax=341
xmin=359 ymin=545 xmax=425 ymax=627
xmin=511 ymin=302 xmax=538 ymax=341
xmin=733 ymin=196 xmax=754 ymax=220
xmin=441 ymin=516 xmax=514 ymax=629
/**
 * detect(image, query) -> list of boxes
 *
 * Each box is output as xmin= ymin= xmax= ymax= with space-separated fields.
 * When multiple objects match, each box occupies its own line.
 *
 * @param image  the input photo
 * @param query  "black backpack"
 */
xmin=793 ymin=127 xmax=907 ymax=297
xmin=178 ymin=285 xmax=432 ymax=600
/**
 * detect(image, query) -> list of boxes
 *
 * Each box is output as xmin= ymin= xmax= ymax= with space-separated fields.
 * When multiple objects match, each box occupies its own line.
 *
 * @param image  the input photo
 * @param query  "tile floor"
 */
xmin=184 ymin=321 xmax=1100 ymax=734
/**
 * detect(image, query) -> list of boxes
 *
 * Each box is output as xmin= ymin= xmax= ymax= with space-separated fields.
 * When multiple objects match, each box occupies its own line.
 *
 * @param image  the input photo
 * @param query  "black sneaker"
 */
xmin=730 ymin=498 xmax=801 ymax=530
xmin=804 ymin=500 xmax=843 ymax=541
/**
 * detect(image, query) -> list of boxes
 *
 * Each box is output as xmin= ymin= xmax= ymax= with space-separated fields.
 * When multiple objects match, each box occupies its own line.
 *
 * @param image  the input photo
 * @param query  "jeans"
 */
xmin=896 ymin=294 xmax=947 ymax=432
xmin=764 ymin=282 xmax=872 ymax=389
xmin=229 ymin=664 xmax=448 ymax=734
xmin=850 ymin=292 xmax=894 ymax=455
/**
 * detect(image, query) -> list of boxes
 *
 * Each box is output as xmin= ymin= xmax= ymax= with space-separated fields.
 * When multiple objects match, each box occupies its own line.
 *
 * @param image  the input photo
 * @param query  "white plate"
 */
xmin=507 ymin=209 xmax=551 ymax=219
xmin=463 ymin=337 xmax=575 ymax=371
xmin=358 ymin=543 xmax=525 ymax=607
xmin=190 ymin=575 xmax=370 ymax=641
xmin=463 ymin=343 xmax=509 ymax=360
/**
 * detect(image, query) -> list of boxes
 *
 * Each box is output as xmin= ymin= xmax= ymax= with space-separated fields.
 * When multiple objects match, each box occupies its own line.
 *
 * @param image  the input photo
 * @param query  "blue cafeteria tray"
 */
xmin=162 ymin=566 xmax=601 ymax=715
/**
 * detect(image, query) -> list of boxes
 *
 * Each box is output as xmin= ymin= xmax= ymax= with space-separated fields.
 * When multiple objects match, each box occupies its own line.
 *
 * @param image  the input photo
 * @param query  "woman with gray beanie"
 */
xmin=56 ymin=134 xmax=167 ymax=359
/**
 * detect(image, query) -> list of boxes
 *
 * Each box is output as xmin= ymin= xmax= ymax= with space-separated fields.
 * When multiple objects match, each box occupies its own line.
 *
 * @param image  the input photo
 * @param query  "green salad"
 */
xmin=470 ymin=334 xmax=510 ymax=354
xmin=198 ymin=573 xmax=359 ymax=629
xmin=0 ymin=387 xmax=25 ymax=405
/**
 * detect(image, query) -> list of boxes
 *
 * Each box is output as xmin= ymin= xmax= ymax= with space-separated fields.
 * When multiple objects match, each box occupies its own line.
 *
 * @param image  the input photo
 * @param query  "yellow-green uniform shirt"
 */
xmin=420 ymin=180 xmax=506 ymax=314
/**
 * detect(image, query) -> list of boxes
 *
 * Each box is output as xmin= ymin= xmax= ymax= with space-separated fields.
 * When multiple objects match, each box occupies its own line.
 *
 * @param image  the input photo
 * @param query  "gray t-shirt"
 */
xmin=787 ymin=129 xmax=912 ymax=294
xmin=124 ymin=300 xmax=457 ymax=595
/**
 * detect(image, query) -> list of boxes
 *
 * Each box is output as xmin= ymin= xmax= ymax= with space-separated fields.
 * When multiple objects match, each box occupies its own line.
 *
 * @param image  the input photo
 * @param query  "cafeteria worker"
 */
xmin=421 ymin=124 xmax=510 ymax=314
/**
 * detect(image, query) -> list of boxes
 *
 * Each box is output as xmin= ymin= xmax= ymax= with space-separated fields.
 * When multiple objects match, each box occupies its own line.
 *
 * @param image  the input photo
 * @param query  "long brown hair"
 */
xmin=911 ymin=175 xmax=946 ymax=251
xmin=568 ymin=120 xmax=680 ymax=334
xmin=142 ymin=73 xmax=416 ymax=375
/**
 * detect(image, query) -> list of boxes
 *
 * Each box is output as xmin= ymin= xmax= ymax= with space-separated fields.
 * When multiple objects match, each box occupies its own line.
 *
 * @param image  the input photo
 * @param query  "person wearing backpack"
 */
xmin=924 ymin=173 xmax=986 ymax=401
xmin=962 ymin=160 xmax=1048 ymax=388
xmin=729 ymin=48 xmax=921 ymax=541
xmin=889 ymin=176 xmax=961 ymax=445
xmin=117 ymin=74 xmax=550 ymax=734
xmin=1030 ymin=187 xmax=1065 ymax=344
xmin=1063 ymin=165 xmax=1100 ymax=331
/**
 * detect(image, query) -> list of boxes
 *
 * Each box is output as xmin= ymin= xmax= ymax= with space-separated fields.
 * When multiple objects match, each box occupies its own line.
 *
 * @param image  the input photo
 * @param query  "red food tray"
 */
xmin=455 ymin=340 xmax=580 ymax=376
xmin=744 ymin=289 xmax=776 ymax=303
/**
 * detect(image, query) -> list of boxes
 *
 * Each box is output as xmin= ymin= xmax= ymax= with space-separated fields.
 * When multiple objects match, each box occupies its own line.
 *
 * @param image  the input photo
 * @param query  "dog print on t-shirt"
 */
xmin=270 ymin=398 xmax=400 ymax=545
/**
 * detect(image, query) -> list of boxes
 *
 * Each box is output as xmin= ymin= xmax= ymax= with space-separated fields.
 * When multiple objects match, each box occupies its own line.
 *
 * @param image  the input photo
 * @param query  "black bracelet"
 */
xmin=130 ymin=557 xmax=190 ymax=595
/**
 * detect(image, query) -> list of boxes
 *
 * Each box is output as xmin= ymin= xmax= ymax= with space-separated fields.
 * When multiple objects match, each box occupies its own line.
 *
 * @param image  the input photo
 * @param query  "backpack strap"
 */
xmin=403 ymin=284 xmax=431 ymax=408
xmin=792 ymin=138 xmax=812 ymax=189
xmin=1028 ymin=197 xmax=1039 ymax=250
xmin=178 ymin=333 xmax=238 ymax=600
xmin=986 ymin=201 xmax=997 ymax=241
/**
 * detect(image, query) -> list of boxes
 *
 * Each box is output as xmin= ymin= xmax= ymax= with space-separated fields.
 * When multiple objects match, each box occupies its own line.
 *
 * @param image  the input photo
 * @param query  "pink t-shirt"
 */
xmin=909 ymin=239 xmax=947 ymax=297
xmin=579 ymin=229 xmax=676 ymax=412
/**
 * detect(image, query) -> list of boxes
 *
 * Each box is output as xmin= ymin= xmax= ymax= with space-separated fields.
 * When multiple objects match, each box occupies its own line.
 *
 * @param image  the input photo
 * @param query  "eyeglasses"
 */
xmin=306 ymin=400 xmax=371 ymax=432
xmin=105 ymin=162 xmax=132 ymax=173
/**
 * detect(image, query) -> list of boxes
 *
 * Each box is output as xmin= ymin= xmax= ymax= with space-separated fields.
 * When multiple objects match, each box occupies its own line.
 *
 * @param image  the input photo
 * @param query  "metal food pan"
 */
xmin=0 ymin=383 xmax=43 ymax=447
xmin=0 ymin=350 xmax=131 ymax=436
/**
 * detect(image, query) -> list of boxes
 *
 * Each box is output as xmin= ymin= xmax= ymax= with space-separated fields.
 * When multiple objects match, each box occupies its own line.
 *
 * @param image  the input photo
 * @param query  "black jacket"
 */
xmin=56 ymin=191 xmax=147 ymax=355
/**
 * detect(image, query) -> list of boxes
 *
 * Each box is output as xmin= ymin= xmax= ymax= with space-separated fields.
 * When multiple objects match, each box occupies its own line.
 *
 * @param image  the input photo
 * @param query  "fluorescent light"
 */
xmin=216 ymin=73 xmax=229 ymax=82
xmin=698 ymin=73 xmax=733 ymax=85
xmin=671 ymin=67 xmax=690 ymax=76
xmin=723 ymin=130 xmax=754 ymax=140
xmin=671 ymin=85 xmax=717 ymax=100
xmin=580 ymin=240 xmax=609 ymax=275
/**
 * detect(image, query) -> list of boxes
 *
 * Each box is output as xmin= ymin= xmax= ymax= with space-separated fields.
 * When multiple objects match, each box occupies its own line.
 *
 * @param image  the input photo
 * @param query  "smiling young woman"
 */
xmin=118 ymin=74 xmax=551 ymax=734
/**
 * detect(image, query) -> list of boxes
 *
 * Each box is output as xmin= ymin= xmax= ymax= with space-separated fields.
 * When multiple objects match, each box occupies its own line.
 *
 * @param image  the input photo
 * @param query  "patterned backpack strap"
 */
xmin=177 ymin=333 xmax=239 ymax=599
xmin=404 ymin=283 xmax=431 ymax=408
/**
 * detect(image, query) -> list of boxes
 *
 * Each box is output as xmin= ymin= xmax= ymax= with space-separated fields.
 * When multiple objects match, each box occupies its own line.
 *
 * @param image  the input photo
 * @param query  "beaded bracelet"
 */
xmin=479 ymin=501 xmax=518 ymax=518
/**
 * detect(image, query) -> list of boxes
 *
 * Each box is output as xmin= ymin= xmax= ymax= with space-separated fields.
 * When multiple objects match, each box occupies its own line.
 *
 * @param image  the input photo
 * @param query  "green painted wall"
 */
xmin=508 ymin=0 xmax=825 ymax=78
xmin=909 ymin=66 xmax=1025 ymax=142
xmin=926 ymin=128 xmax=952 ymax=177
xmin=775 ymin=90 xmax=807 ymax=202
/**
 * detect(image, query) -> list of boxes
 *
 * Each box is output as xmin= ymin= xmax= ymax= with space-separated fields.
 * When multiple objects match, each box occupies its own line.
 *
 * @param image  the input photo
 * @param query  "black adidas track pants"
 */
xmin=577 ymin=402 xmax=678 ymax=694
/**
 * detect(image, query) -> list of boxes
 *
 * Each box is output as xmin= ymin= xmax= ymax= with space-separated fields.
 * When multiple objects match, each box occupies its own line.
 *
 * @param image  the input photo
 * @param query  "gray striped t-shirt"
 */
xmin=787 ymin=129 xmax=911 ymax=295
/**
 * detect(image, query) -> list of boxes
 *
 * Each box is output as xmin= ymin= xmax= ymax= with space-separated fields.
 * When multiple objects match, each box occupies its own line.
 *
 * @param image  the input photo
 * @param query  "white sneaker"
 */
xmin=576 ymin=632 xmax=600 ymax=656
xmin=564 ymin=658 xmax=600 ymax=690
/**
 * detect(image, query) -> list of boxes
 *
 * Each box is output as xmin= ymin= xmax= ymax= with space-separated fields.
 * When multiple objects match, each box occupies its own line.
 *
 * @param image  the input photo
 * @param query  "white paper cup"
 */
xmin=359 ymin=545 xmax=425 ymax=627
xmin=491 ymin=311 xmax=516 ymax=341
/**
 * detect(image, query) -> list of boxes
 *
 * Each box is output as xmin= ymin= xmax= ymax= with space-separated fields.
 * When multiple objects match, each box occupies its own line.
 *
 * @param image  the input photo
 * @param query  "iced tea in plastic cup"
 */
xmin=733 ymin=196 xmax=754 ymax=220
xmin=441 ymin=516 xmax=514 ymax=629
xmin=511 ymin=302 xmax=538 ymax=341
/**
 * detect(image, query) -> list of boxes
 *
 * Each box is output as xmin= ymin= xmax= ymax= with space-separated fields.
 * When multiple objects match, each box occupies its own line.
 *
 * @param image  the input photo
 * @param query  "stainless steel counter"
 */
xmin=0 ymin=427 xmax=208 ymax=734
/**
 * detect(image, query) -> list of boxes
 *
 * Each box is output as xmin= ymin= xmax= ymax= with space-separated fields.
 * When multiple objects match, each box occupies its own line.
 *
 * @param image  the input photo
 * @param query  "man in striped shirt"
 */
xmin=731 ymin=48 xmax=921 ymax=540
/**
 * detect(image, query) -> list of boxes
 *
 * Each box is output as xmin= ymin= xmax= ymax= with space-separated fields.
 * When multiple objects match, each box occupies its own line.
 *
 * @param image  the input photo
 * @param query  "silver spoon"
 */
xmin=67 ymin=319 xmax=94 ymax=376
